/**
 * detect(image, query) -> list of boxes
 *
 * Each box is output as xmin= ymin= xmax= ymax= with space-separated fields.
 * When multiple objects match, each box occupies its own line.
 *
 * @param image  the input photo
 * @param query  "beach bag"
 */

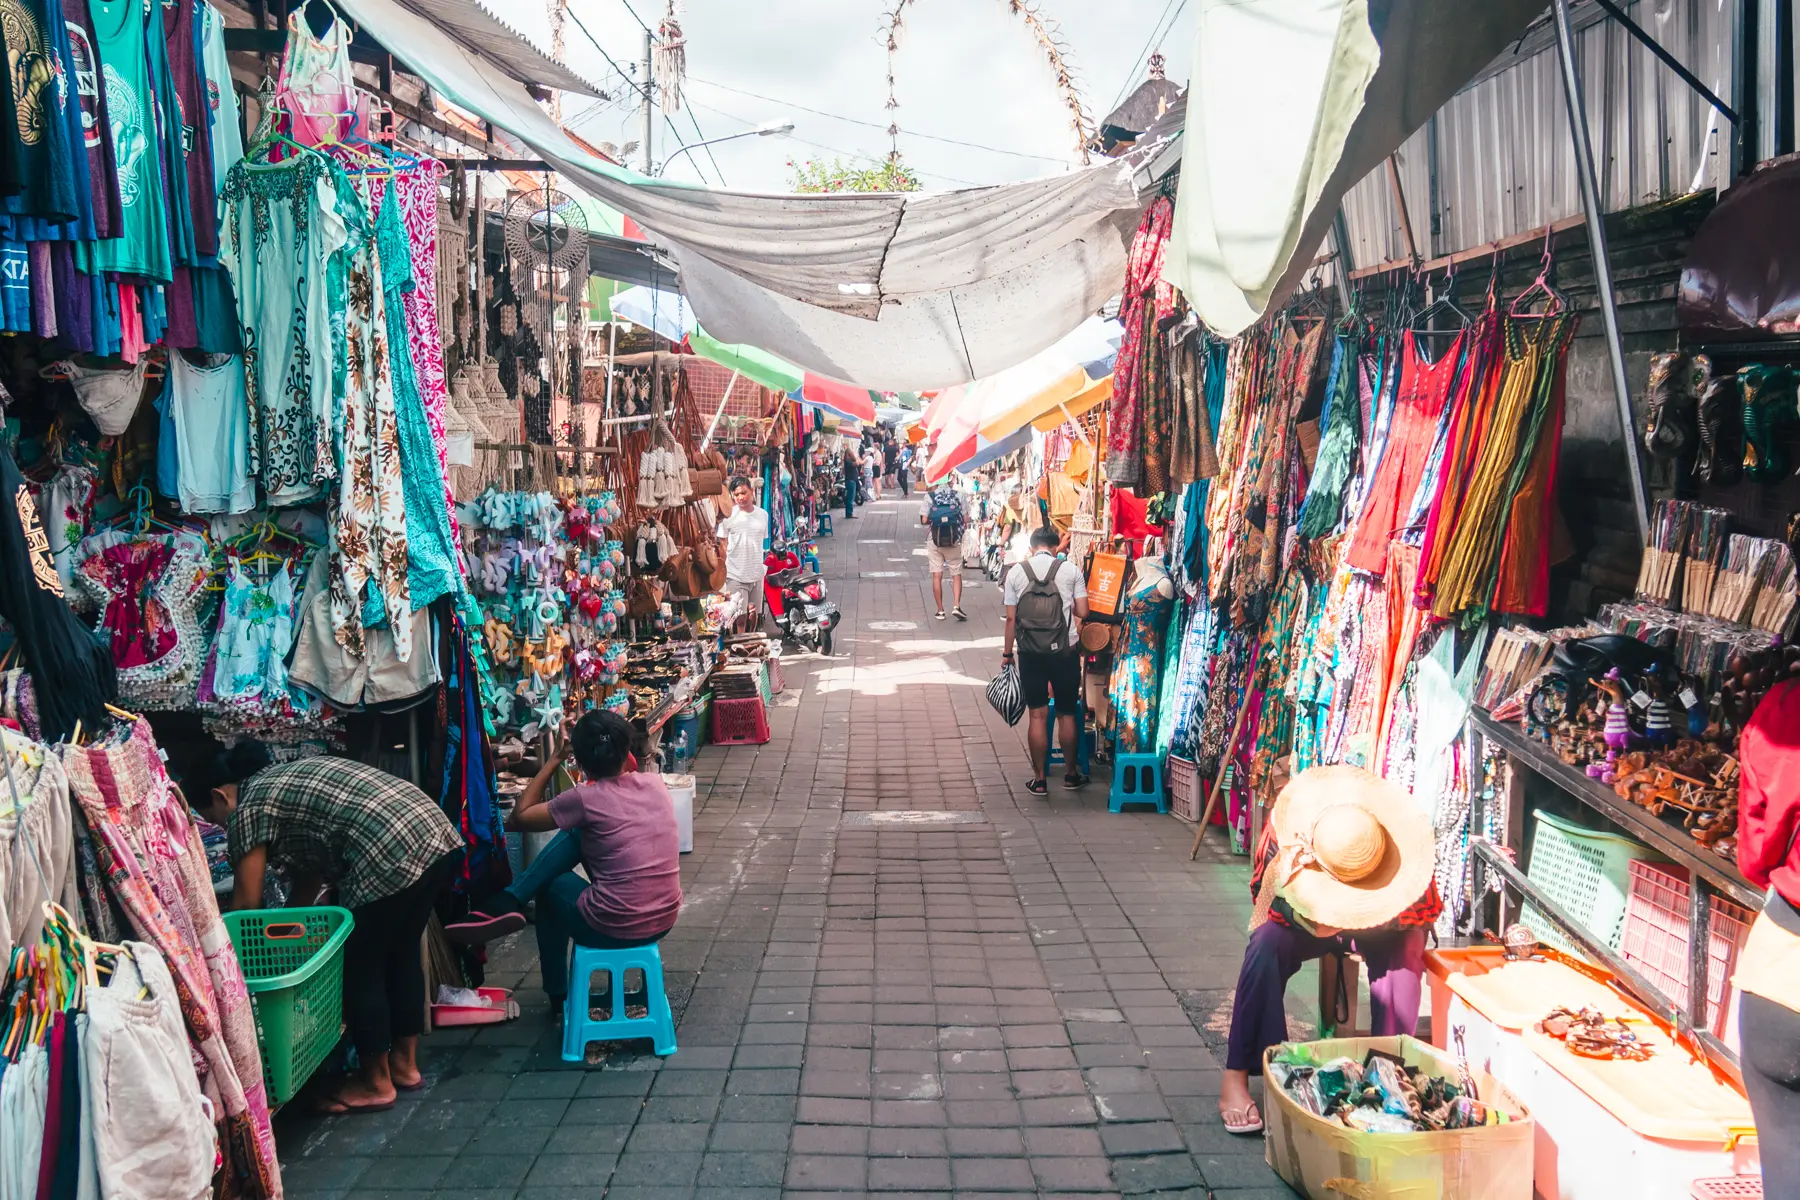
xmin=986 ymin=664 xmax=1025 ymax=726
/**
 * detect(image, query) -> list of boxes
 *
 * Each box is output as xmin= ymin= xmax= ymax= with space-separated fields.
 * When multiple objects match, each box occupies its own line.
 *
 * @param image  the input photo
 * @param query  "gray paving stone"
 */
xmin=270 ymin=512 xmax=1295 ymax=1198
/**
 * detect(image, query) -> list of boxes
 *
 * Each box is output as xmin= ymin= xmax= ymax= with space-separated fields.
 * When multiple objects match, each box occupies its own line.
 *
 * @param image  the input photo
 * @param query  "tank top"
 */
xmin=87 ymin=0 xmax=170 ymax=279
xmin=61 ymin=0 xmax=118 ymax=238
xmin=161 ymin=0 xmax=214 ymax=255
xmin=276 ymin=2 xmax=363 ymax=147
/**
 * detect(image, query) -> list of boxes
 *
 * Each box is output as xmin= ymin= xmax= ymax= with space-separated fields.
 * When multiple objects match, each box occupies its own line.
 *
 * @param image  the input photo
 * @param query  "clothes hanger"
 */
xmin=1409 ymin=264 xmax=1473 ymax=338
xmin=1509 ymin=230 xmax=1568 ymax=318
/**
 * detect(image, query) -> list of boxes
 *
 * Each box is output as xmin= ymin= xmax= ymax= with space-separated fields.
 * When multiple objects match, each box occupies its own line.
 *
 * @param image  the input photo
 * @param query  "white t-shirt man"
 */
xmin=716 ymin=505 xmax=770 ymax=585
xmin=1001 ymin=550 xmax=1087 ymax=645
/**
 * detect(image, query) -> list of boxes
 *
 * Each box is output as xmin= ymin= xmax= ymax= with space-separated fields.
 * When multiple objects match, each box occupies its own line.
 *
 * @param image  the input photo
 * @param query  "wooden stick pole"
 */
xmin=1189 ymin=664 xmax=1262 ymax=861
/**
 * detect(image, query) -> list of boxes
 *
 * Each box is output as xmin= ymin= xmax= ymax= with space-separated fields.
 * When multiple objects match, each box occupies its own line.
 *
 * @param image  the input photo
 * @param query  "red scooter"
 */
xmin=763 ymin=540 xmax=839 ymax=656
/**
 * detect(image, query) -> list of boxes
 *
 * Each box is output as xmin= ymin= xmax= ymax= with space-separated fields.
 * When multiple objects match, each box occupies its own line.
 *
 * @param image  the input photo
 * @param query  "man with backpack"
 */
xmin=1002 ymin=525 xmax=1090 ymax=795
xmin=922 ymin=482 xmax=969 ymax=620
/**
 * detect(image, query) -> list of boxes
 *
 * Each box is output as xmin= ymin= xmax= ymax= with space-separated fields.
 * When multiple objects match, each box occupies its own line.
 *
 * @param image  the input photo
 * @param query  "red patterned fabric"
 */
xmin=1105 ymin=197 xmax=1177 ymax=489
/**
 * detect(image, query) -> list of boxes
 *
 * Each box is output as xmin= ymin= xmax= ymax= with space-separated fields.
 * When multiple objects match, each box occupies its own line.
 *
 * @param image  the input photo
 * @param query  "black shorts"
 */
xmin=1016 ymin=650 xmax=1080 ymax=710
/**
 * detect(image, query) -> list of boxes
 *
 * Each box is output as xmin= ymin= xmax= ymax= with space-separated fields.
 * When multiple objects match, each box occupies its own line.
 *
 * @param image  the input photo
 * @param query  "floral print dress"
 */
xmin=217 ymin=155 xmax=357 ymax=505
xmin=330 ymin=193 xmax=414 ymax=662
xmin=1109 ymin=579 xmax=1174 ymax=755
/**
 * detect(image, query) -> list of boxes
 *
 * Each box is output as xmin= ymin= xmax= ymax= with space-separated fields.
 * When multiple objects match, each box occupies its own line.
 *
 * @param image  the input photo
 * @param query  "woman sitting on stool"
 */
xmin=1218 ymin=765 xmax=1439 ymax=1135
xmin=447 ymin=710 xmax=682 ymax=1007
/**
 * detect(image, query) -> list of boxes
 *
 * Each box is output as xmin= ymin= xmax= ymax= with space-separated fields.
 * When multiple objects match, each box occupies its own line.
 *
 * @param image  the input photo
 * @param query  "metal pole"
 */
xmin=1553 ymin=0 xmax=1650 ymax=546
xmin=642 ymin=30 xmax=655 ymax=175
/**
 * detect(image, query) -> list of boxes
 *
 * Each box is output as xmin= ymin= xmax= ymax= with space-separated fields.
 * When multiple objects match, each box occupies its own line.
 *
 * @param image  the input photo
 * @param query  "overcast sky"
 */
xmin=494 ymin=0 xmax=1193 ymax=193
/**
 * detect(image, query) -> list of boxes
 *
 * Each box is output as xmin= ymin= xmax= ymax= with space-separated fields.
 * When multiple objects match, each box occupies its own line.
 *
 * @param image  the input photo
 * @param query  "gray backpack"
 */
xmin=1014 ymin=560 xmax=1070 ymax=656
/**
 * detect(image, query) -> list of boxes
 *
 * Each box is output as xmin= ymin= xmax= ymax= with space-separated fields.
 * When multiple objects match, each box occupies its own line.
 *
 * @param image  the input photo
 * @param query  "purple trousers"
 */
xmin=1224 ymin=919 xmax=1428 ymax=1073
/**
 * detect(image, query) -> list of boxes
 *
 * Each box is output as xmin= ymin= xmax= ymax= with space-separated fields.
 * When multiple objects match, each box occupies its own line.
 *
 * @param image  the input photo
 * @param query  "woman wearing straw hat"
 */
xmin=1217 ymin=765 xmax=1441 ymax=1136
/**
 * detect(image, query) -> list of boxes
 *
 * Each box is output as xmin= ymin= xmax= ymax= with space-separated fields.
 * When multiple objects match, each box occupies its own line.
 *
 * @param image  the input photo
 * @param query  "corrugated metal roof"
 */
xmin=1335 ymin=0 xmax=1737 ymax=271
xmin=393 ymin=0 xmax=606 ymax=96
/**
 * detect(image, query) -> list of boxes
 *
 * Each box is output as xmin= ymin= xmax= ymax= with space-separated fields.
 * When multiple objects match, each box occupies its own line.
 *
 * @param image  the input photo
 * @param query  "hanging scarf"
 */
xmin=0 ymin=448 xmax=116 ymax=740
xmin=438 ymin=612 xmax=509 ymax=891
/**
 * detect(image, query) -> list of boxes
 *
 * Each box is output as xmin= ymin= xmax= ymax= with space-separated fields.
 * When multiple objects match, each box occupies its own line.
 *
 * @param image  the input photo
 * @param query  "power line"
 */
xmin=1108 ymin=0 xmax=1189 ymax=112
xmin=686 ymin=108 xmax=727 ymax=186
xmin=611 ymin=0 xmax=650 ymax=34
xmin=690 ymin=77 xmax=1070 ymax=164
xmin=566 ymin=3 xmax=647 ymax=102
xmin=662 ymin=114 xmax=711 ymax=184
xmin=690 ymin=100 xmax=980 ymax=188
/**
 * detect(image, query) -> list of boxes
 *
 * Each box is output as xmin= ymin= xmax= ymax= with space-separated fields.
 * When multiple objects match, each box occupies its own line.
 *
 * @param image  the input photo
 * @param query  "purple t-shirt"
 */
xmin=546 ymin=774 xmax=682 ymax=940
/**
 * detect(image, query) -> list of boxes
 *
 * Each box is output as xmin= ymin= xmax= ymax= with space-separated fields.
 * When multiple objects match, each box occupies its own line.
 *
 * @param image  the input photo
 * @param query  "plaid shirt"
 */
xmin=229 ymin=757 xmax=461 ymax=908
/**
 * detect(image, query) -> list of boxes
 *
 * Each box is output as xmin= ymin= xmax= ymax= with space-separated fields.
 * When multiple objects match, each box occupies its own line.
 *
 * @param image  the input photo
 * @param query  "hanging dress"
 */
xmin=329 ymin=189 xmax=413 ymax=659
xmin=217 ymin=153 xmax=356 ymax=504
xmin=1346 ymin=329 xmax=1466 ymax=575
xmin=1109 ymin=579 xmax=1174 ymax=754
xmin=358 ymin=173 xmax=460 ymax=608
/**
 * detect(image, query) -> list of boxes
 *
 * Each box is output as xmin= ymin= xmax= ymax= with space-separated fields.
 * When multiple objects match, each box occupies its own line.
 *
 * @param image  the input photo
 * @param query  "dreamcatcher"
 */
xmin=504 ymin=186 xmax=590 ymax=442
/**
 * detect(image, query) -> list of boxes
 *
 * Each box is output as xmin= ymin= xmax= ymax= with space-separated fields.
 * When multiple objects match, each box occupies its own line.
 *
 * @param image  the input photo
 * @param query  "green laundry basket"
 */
xmin=224 ymin=906 xmax=354 ymax=1105
xmin=1518 ymin=809 xmax=1662 ymax=960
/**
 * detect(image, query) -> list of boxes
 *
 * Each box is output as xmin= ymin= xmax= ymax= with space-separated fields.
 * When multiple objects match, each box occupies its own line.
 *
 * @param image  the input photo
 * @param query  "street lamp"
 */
xmin=655 ymin=119 xmax=795 ymax=177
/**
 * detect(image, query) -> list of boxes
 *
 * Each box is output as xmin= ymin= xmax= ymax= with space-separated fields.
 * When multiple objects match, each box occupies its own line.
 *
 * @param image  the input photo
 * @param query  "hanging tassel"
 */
xmin=655 ymin=3 xmax=686 ymax=113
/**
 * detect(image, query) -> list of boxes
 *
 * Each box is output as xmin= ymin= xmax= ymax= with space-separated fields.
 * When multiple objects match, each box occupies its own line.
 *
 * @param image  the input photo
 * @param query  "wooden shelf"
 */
xmin=1473 ymin=709 xmax=1761 ymax=909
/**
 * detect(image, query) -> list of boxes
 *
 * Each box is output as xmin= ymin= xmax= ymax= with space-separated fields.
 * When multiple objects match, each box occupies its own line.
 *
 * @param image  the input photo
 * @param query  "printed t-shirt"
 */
xmin=88 ymin=0 xmax=172 ymax=279
xmin=546 ymin=775 xmax=683 ymax=941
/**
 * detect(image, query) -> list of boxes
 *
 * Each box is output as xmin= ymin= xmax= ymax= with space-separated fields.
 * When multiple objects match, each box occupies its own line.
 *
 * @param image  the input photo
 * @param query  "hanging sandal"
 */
xmin=1222 ymin=1102 xmax=1264 ymax=1135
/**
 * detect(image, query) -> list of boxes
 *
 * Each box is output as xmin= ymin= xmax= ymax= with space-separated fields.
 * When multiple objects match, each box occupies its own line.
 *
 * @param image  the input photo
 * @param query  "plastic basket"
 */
xmin=224 ymin=906 xmax=355 ymax=1105
xmin=768 ymin=655 xmax=784 ymax=695
xmin=1691 ymin=1179 xmax=1763 ymax=1199
xmin=1620 ymin=860 xmax=1756 ymax=1037
xmin=710 ymin=695 xmax=770 ymax=745
xmin=1518 ymin=809 xmax=1659 ymax=957
xmin=1166 ymin=756 xmax=1201 ymax=823
xmin=666 ymin=711 xmax=703 ymax=763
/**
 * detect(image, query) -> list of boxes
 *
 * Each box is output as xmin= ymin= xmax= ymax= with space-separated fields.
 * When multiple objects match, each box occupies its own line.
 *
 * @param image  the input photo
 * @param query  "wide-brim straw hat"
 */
xmin=1270 ymin=765 xmax=1435 ymax=931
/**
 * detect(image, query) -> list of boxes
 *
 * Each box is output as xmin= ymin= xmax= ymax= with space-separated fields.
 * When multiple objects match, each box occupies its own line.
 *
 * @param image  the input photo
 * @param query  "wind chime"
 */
xmin=504 ymin=184 xmax=590 ymax=449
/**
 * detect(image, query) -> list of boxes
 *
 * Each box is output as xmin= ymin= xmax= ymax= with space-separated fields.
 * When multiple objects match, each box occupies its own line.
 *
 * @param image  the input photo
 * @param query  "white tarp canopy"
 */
xmin=1166 ymin=0 xmax=1549 ymax=335
xmin=335 ymin=0 xmax=1150 ymax=390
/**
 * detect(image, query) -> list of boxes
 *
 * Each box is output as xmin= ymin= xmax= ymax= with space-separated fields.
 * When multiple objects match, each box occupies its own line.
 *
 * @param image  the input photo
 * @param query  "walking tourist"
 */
xmin=841 ymin=442 xmax=861 ymax=519
xmin=1732 ymin=677 xmax=1800 ymax=1195
xmin=923 ymin=481 xmax=969 ymax=621
xmin=1215 ymin=765 xmax=1437 ymax=1136
xmin=897 ymin=442 xmax=913 ymax=496
xmin=715 ymin=476 xmax=769 ymax=632
xmin=196 ymin=744 xmax=462 ymax=1114
xmin=446 ymin=711 xmax=682 ymax=1010
xmin=1001 ymin=525 xmax=1089 ymax=795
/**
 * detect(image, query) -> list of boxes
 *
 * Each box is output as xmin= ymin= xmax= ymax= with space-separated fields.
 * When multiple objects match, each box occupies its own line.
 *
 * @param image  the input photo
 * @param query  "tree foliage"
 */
xmin=787 ymin=157 xmax=922 ymax=194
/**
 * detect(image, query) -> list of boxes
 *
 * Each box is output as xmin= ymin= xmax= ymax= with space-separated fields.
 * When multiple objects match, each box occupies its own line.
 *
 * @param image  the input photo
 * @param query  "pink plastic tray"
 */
xmin=431 ymin=987 xmax=519 ymax=1027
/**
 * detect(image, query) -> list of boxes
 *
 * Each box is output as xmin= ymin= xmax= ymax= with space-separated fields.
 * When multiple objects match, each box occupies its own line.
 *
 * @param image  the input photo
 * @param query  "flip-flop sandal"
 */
xmin=443 ymin=911 xmax=527 ymax=945
xmin=1222 ymin=1103 xmax=1263 ymax=1135
xmin=394 ymin=1078 xmax=428 ymax=1093
xmin=1025 ymin=779 xmax=1048 ymax=797
xmin=316 ymin=1096 xmax=398 ymax=1116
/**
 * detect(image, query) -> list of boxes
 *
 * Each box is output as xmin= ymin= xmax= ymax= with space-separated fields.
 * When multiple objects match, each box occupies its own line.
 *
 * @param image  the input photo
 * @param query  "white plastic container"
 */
xmin=663 ymin=774 xmax=695 ymax=853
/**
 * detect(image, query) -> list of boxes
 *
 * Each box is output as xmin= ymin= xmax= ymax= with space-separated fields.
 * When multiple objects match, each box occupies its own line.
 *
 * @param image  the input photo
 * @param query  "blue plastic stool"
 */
xmin=1046 ymin=697 xmax=1092 ymax=775
xmin=815 ymin=513 xmax=833 ymax=537
xmin=1109 ymin=754 xmax=1168 ymax=813
xmin=561 ymin=942 xmax=678 ymax=1061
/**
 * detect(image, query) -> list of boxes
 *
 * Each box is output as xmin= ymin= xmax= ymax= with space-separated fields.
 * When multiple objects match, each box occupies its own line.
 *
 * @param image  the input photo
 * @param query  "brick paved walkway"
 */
xmin=275 ymin=497 xmax=1300 ymax=1198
